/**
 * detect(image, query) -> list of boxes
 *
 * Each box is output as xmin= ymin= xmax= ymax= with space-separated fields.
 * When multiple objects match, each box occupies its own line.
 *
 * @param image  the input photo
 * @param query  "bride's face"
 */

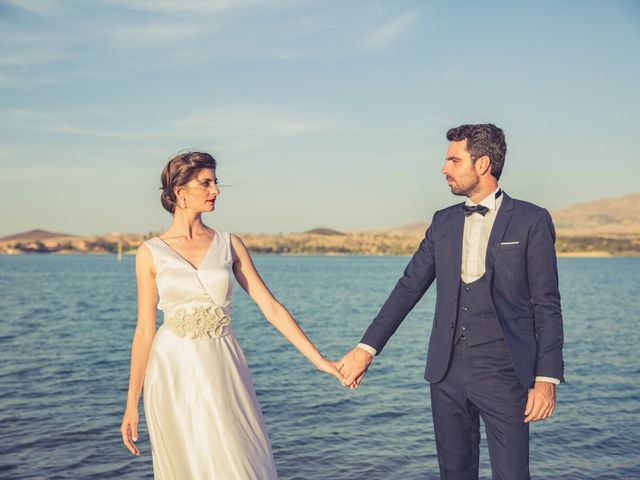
xmin=178 ymin=168 xmax=220 ymax=212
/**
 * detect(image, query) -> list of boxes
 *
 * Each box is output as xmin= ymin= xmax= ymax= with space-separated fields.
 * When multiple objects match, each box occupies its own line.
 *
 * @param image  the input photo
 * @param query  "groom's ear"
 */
xmin=475 ymin=155 xmax=492 ymax=176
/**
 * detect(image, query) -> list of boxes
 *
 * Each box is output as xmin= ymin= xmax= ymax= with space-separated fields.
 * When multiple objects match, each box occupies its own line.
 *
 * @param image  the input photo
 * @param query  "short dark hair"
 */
xmin=160 ymin=151 xmax=217 ymax=214
xmin=446 ymin=124 xmax=506 ymax=180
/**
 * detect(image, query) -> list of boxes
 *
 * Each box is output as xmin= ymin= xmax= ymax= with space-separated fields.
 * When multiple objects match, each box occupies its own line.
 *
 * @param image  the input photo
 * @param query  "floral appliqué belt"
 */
xmin=165 ymin=304 xmax=231 ymax=339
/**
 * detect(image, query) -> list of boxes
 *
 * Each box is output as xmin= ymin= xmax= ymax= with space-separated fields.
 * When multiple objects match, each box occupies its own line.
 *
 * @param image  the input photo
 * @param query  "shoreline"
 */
xmin=557 ymin=251 xmax=614 ymax=258
xmin=1 ymin=251 xmax=636 ymax=258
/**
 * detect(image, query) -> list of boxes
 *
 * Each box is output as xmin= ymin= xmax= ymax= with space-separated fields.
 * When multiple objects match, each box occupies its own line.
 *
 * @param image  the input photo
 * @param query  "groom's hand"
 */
xmin=524 ymin=381 xmax=556 ymax=423
xmin=337 ymin=347 xmax=373 ymax=389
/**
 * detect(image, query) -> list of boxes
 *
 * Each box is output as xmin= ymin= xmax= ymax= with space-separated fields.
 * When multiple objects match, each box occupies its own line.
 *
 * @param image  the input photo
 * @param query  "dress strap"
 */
xmin=141 ymin=238 xmax=159 ymax=263
xmin=218 ymin=231 xmax=233 ymax=264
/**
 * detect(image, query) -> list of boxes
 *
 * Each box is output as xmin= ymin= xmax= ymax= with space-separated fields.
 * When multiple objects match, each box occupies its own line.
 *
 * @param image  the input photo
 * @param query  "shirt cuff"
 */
xmin=535 ymin=376 xmax=561 ymax=385
xmin=357 ymin=343 xmax=377 ymax=357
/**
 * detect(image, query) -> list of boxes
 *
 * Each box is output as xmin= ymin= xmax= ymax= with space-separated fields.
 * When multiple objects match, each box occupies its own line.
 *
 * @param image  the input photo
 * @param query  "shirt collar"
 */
xmin=465 ymin=186 xmax=502 ymax=211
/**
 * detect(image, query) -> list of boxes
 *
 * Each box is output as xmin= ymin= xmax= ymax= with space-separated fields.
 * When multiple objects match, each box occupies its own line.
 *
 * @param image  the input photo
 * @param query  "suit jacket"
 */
xmin=360 ymin=192 xmax=565 ymax=388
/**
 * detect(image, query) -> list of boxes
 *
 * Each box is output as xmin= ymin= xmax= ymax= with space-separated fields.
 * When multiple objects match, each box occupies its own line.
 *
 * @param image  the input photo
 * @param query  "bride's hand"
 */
xmin=315 ymin=358 xmax=346 ymax=383
xmin=120 ymin=406 xmax=140 ymax=456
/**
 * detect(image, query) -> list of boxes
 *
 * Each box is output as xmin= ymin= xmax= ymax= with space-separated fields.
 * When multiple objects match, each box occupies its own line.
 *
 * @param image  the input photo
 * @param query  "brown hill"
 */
xmin=350 ymin=223 xmax=428 ymax=236
xmin=304 ymin=228 xmax=345 ymax=236
xmin=2 ymin=193 xmax=638 ymax=256
xmin=384 ymin=223 xmax=428 ymax=235
xmin=551 ymin=193 xmax=640 ymax=236
xmin=360 ymin=193 xmax=640 ymax=237
xmin=0 ymin=229 xmax=76 ymax=242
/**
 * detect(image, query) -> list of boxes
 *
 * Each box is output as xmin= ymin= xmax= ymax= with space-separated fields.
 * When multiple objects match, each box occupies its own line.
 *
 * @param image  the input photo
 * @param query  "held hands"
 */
xmin=314 ymin=357 xmax=347 ymax=384
xmin=121 ymin=406 xmax=140 ymax=456
xmin=337 ymin=347 xmax=373 ymax=390
xmin=524 ymin=381 xmax=556 ymax=423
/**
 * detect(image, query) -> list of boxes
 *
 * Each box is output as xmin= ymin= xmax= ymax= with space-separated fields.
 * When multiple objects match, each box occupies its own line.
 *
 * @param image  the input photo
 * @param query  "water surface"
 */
xmin=0 ymin=255 xmax=638 ymax=479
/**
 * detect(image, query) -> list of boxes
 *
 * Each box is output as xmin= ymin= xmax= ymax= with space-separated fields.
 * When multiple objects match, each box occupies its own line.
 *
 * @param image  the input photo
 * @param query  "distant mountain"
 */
xmin=304 ymin=228 xmax=345 ymax=236
xmin=551 ymin=193 xmax=640 ymax=235
xmin=349 ymin=223 xmax=427 ymax=236
xmin=0 ymin=229 xmax=76 ymax=242
xmin=384 ymin=223 xmax=428 ymax=235
xmin=364 ymin=193 xmax=640 ymax=237
xmin=2 ymin=192 xmax=637 ymax=255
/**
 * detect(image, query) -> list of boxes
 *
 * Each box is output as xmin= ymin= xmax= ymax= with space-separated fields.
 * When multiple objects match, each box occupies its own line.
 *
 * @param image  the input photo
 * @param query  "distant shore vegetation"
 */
xmin=1 ymin=231 xmax=638 ymax=257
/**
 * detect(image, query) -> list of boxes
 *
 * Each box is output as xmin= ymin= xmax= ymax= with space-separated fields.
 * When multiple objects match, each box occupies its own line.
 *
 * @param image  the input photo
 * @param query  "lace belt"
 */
xmin=163 ymin=304 xmax=231 ymax=339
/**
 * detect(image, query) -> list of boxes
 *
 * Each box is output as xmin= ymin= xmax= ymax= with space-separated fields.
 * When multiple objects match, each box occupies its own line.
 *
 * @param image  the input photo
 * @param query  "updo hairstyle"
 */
xmin=160 ymin=151 xmax=217 ymax=214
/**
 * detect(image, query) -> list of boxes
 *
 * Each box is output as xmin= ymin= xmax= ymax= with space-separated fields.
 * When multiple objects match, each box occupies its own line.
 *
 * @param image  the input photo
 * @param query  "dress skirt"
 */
xmin=143 ymin=324 xmax=278 ymax=480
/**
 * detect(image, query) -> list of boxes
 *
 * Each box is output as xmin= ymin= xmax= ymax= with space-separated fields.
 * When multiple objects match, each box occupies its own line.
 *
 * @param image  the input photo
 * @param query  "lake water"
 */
xmin=0 ymin=254 xmax=638 ymax=479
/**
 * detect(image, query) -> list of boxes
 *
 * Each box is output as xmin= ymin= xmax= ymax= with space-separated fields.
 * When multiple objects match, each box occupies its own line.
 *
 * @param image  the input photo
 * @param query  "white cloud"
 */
xmin=0 ymin=49 xmax=68 ymax=67
xmin=364 ymin=10 xmax=419 ymax=49
xmin=99 ymin=22 xmax=209 ymax=47
xmin=0 ymin=106 xmax=329 ymax=142
xmin=2 ymin=0 xmax=57 ymax=15
xmin=0 ymin=20 xmax=73 ymax=83
xmin=2 ymin=0 xmax=291 ymax=16
xmin=172 ymin=105 xmax=327 ymax=138
xmin=0 ymin=1 xmax=330 ymax=87
xmin=100 ymin=0 xmax=291 ymax=15
xmin=0 ymin=16 xmax=207 ymax=86
xmin=0 ymin=109 xmax=112 ymax=136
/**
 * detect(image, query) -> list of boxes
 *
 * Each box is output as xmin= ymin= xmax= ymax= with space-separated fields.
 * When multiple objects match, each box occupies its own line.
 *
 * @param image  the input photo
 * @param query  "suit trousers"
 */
xmin=429 ymin=338 xmax=530 ymax=480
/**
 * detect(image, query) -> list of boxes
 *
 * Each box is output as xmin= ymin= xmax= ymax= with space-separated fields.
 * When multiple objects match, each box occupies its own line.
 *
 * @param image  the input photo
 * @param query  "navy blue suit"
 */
xmin=361 ymin=192 xmax=564 ymax=479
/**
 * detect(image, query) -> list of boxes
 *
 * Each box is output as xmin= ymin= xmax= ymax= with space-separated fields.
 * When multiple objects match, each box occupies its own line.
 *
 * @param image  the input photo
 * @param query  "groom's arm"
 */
xmin=527 ymin=209 xmax=564 ymax=382
xmin=339 ymin=216 xmax=437 ymax=386
xmin=359 ymin=217 xmax=437 ymax=353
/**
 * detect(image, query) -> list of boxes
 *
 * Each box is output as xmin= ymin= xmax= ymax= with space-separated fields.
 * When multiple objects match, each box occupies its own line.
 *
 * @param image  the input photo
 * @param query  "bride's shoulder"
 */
xmin=135 ymin=239 xmax=157 ymax=273
xmin=137 ymin=238 xmax=156 ymax=254
xmin=226 ymin=233 xmax=250 ymax=259
xmin=227 ymin=232 xmax=246 ymax=245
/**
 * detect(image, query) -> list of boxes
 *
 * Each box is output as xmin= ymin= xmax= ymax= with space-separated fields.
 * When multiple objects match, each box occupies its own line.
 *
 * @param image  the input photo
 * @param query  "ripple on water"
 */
xmin=0 ymin=255 xmax=638 ymax=479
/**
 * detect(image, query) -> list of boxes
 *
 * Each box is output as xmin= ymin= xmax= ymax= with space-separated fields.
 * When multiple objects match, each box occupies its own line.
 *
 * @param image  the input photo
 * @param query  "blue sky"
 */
xmin=0 ymin=0 xmax=638 ymax=236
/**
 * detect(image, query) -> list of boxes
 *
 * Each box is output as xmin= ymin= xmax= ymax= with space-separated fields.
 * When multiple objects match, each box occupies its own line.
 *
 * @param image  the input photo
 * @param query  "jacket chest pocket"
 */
xmin=497 ymin=242 xmax=522 ymax=260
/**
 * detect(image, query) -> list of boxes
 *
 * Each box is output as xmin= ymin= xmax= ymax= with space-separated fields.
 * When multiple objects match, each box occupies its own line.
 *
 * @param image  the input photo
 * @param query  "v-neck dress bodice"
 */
xmin=141 ymin=231 xmax=278 ymax=479
xmin=151 ymin=232 xmax=232 ymax=312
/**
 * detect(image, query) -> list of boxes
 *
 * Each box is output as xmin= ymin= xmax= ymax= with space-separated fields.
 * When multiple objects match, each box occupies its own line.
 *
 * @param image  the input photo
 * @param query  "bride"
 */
xmin=120 ymin=151 xmax=343 ymax=479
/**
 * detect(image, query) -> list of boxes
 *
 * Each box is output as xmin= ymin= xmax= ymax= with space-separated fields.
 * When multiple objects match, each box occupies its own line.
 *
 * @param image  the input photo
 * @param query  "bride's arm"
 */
xmin=230 ymin=234 xmax=344 ymax=382
xmin=120 ymin=243 xmax=158 ymax=456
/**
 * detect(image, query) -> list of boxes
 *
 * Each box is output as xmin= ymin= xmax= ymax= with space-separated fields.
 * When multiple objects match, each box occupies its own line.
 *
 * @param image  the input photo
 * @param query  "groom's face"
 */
xmin=442 ymin=140 xmax=480 ymax=197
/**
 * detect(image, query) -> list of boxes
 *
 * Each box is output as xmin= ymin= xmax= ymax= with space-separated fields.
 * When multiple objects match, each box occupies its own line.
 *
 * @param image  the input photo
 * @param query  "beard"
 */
xmin=448 ymin=173 xmax=480 ymax=197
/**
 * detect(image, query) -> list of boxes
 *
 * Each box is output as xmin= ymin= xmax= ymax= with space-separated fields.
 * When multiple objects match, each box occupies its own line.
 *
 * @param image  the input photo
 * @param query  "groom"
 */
xmin=338 ymin=124 xmax=564 ymax=479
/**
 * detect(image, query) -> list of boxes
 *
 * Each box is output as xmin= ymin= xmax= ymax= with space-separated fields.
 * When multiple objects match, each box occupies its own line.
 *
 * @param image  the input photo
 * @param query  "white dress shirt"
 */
xmin=358 ymin=187 xmax=559 ymax=385
xmin=461 ymin=187 xmax=502 ymax=283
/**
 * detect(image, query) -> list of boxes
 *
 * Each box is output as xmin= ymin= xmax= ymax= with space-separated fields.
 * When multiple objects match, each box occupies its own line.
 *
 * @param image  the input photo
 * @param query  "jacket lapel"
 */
xmin=485 ymin=192 xmax=514 ymax=275
xmin=449 ymin=205 xmax=465 ymax=278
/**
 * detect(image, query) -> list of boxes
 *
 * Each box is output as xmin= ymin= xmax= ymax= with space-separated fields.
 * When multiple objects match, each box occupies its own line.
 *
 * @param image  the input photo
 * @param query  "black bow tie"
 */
xmin=462 ymin=204 xmax=489 ymax=216
xmin=462 ymin=190 xmax=502 ymax=217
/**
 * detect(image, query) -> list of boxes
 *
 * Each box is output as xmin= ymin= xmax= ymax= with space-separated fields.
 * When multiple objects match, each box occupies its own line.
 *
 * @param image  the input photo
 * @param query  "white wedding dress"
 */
xmin=142 ymin=231 xmax=278 ymax=479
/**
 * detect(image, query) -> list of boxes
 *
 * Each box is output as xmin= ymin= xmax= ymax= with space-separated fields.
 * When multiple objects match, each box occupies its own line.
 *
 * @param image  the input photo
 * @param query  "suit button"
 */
xmin=465 ymin=287 xmax=470 ymax=292
xmin=462 ymin=306 xmax=468 ymax=312
xmin=453 ymin=296 xmax=458 ymax=301
xmin=462 ymin=326 xmax=467 ymax=331
xmin=450 ymin=322 xmax=455 ymax=329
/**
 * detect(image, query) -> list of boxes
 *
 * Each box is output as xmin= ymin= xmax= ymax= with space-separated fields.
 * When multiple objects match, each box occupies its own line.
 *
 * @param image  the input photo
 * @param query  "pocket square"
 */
xmin=500 ymin=241 xmax=520 ymax=245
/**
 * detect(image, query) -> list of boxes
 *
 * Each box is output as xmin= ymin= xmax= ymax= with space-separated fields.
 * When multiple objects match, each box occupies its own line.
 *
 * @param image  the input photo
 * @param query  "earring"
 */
xmin=182 ymin=197 xmax=187 ymax=209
